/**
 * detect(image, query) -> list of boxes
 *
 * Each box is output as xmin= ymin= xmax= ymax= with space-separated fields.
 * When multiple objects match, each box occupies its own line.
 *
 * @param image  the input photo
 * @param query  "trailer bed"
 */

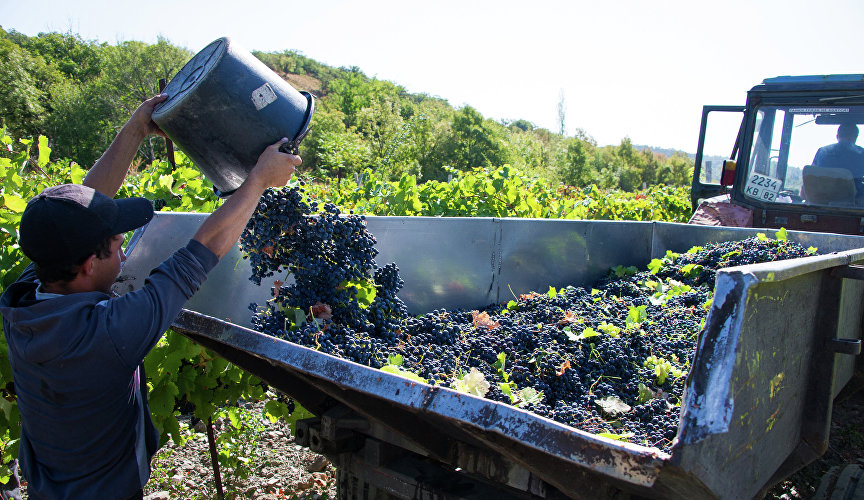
xmin=120 ymin=215 xmax=864 ymax=499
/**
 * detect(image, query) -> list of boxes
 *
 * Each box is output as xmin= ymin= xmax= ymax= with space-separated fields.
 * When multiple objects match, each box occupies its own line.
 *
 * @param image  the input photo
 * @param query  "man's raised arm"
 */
xmin=83 ymin=94 xmax=168 ymax=197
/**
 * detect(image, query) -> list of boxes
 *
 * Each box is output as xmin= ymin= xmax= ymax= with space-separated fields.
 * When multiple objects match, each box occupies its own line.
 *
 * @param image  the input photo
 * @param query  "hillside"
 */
xmin=1 ymin=27 xmax=694 ymax=190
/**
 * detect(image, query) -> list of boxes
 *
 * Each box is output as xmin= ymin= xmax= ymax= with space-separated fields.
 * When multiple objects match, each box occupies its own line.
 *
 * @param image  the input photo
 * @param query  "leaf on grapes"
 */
xmin=380 ymin=365 xmax=426 ymax=384
xmin=776 ymin=227 xmax=788 ymax=242
xmin=515 ymin=387 xmax=543 ymax=407
xmin=547 ymin=286 xmax=557 ymax=298
xmin=519 ymin=292 xmax=540 ymax=301
xmin=309 ymin=301 xmax=332 ymax=320
xmin=387 ymin=353 xmax=404 ymax=366
xmin=555 ymin=359 xmax=571 ymax=377
xmin=471 ymin=311 xmax=500 ymax=330
xmin=451 ymin=367 xmax=490 ymax=397
xmin=293 ymin=308 xmax=307 ymax=327
xmin=637 ymin=383 xmax=656 ymax=404
xmin=595 ymin=396 xmax=631 ymax=417
xmin=626 ymin=305 xmax=647 ymax=326
xmin=557 ymin=310 xmax=579 ymax=325
xmin=272 ymin=280 xmax=284 ymax=297
xmin=261 ymin=246 xmax=275 ymax=258
xmin=595 ymin=431 xmax=635 ymax=442
xmin=577 ymin=327 xmax=599 ymax=340
xmin=493 ymin=352 xmax=506 ymax=370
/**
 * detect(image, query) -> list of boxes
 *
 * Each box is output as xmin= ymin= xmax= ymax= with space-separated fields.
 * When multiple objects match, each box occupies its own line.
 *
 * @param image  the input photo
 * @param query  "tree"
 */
xmin=324 ymin=68 xmax=372 ymax=129
xmin=98 ymin=38 xmax=191 ymax=162
xmin=657 ymin=152 xmax=693 ymax=186
xmin=45 ymin=80 xmax=115 ymax=167
xmin=616 ymin=138 xmax=646 ymax=191
xmin=438 ymin=106 xmax=510 ymax=177
xmin=557 ymin=89 xmax=566 ymax=136
xmin=506 ymin=119 xmax=535 ymax=133
xmin=355 ymin=95 xmax=417 ymax=178
xmin=315 ymin=130 xmax=370 ymax=179
xmin=0 ymin=38 xmax=47 ymax=139
xmin=559 ymin=138 xmax=594 ymax=187
xmin=5 ymin=29 xmax=102 ymax=82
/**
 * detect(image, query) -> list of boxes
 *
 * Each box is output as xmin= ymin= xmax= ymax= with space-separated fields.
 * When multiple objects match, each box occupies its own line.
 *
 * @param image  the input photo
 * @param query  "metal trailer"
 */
xmin=119 ymin=214 xmax=864 ymax=500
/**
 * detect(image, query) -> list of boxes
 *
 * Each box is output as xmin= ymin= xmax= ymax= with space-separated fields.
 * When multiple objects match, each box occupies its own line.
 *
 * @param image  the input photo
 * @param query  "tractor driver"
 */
xmin=811 ymin=123 xmax=864 ymax=197
xmin=0 ymin=94 xmax=302 ymax=500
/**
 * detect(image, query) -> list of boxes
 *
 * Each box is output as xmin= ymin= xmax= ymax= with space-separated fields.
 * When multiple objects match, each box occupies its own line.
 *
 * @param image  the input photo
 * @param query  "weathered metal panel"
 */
xmin=674 ymin=248 xmax=864 ymax=499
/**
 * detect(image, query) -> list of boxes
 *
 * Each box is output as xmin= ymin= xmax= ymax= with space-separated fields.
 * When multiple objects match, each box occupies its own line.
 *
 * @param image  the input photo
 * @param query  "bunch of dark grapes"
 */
xmin=243 ymin=198 xmax=817 ymax=452
xmin=240 ymin=184 xmax=409 ymax=339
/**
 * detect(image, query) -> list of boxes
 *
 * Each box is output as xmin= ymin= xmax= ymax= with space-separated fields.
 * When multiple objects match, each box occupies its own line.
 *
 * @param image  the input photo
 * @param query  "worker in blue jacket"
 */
xmin=812 ymin=123 xmax=864 ymax=196
xmin=0 ymin=94 xmax=301 ymax=500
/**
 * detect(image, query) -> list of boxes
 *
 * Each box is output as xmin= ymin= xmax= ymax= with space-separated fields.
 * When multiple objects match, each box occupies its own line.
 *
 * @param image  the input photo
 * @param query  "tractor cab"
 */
xmin=691 ymin=75 xmax=864 ymax=234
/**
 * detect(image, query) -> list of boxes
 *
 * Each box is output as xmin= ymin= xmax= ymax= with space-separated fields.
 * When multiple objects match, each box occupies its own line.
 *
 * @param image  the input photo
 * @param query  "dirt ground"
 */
xmin=142 ymin=401 xmax=337 ymax=500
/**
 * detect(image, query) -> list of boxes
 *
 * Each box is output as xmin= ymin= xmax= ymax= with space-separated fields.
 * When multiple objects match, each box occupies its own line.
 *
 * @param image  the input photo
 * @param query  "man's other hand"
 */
xmin=247 ymin=139 xmax=302 ymax=190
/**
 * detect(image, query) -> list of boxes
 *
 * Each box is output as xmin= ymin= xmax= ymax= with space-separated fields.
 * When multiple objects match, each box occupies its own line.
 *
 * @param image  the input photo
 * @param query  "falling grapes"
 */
xmin=241 ymin=193 xmax=816 ymax=451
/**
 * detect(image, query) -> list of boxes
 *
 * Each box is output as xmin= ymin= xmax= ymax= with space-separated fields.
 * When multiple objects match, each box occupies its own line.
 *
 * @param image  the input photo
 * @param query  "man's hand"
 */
xmin=128 ymin=94 xmax=169 ymax=138
xmin=246 ymin=138 xmax=302 ymax=190
xmin=191 ymin=139 xmax=302 ymax=259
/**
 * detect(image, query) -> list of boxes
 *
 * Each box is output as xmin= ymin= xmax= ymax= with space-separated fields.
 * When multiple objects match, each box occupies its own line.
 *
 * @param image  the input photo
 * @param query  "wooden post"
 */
xmin=158 ymin=79 xmax=176 ymax=171
xmin=206 ymin=417 xmax=225 ymax=499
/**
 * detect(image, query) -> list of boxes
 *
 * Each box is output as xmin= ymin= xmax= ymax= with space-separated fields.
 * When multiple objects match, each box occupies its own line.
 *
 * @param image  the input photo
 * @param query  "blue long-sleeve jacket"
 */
xmin=0 ymin=239 xmax=218 ymax=500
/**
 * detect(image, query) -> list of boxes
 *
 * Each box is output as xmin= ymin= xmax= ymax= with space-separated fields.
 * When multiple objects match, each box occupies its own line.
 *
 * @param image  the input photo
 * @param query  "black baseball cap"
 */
xmin=19 ymin=184 xmax=154 ymax=265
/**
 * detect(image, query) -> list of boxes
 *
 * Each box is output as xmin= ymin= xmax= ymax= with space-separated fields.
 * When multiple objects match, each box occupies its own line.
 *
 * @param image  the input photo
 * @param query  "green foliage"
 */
xmin=643 ymin=354 xmax=686 ymax=385
xmin=304 ymin=166 xmax=692 ymax=222
xmin=213 ymin=406 xmax=265 ymax=482
xmin=0 ymin=35 xmax=49 ymax=139
xmin=252 ymin=48 xmax=338 ymax=81
xmin=380 ymin=354 xmax=427 ymax=383
xmin=1 ymin=28 xmax=697 ymax=192
xmin=435 ymin=106 xmax=510 ymax=179
xmin=315 ymin=130 xmax=370 ymax=178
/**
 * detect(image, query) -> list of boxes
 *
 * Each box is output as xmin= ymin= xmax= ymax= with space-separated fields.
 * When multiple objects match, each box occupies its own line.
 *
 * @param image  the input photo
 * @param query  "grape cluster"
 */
xmin=240 ymin=184 xmax=393 ymax=331
xmin=243 ymin=197 xmax=816 ymax=452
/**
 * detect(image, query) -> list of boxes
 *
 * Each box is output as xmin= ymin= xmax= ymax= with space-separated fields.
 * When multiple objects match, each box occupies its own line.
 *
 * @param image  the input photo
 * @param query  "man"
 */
xmin=812 ymin=123 xmax=864 ymax=185
xmin=0 ymin=94 xmax=301 ymax=499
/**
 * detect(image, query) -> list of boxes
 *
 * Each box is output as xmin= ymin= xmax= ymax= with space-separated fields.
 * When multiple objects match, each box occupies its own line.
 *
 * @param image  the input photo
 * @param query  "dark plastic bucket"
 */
xmin=152 ymin=37 xmax=314 ymax=197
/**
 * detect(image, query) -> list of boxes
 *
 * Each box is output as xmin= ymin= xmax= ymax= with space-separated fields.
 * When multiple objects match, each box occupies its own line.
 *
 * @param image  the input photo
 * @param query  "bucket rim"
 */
xmin=152 ymin=37 xmax=229 ymax=118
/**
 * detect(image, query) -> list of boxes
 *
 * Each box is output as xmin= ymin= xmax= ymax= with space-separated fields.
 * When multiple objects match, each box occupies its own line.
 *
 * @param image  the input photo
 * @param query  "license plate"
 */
xmin=744 ymin=173 xmax=782 ymax=202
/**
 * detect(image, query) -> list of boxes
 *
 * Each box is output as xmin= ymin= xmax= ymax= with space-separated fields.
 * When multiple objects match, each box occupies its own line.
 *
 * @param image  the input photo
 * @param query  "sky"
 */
xmin=2 ymin=0 xmax=863 ymax=155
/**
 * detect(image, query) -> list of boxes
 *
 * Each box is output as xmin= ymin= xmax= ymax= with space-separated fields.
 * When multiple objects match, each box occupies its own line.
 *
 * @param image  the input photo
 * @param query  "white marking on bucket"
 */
xmin=251 ymin=83 xmax=278 ymax=111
